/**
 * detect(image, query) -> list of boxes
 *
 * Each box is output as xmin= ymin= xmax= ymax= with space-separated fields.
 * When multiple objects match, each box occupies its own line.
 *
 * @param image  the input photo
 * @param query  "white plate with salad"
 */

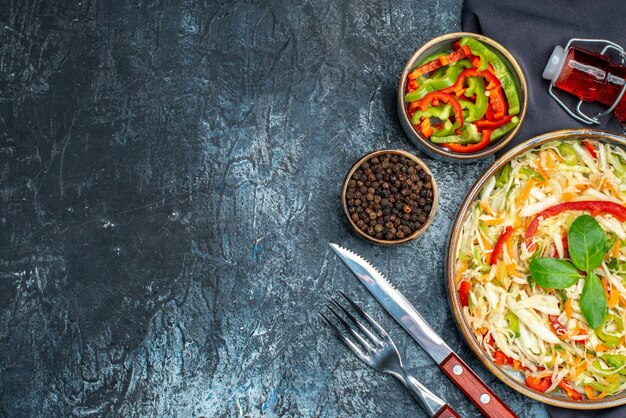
xmin=447 ymin=129 xmax=626 ymax=409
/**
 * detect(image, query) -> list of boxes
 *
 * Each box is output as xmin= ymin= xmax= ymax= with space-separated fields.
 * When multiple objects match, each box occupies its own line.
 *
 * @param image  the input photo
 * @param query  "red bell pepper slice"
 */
xmin=485 ymin=104 xmax=494 ymax=121
xmin=407 ymin=78 xmax=418 ymax=93
xmin=474 ymin=115 xmax=513 ymax=130
xmin=459 ymin=280 xmax=471 ymax=307
xmin=559 ymin=380 xmax=583 ymax=401
xmin=417 ymin=92 xmax=464 ymax=128
xmin=408 ymin=46 xmax=471 ymax=80
xmin=443 ymin=129 xmax=491 ymax=154
xmin=525 ymin=201 xmax=626 ymax=250
xmin=548 ymin=315 xmax=567 ymax=338
xmin=526 ymin=376 xmax=552 ymax=392
xmin=441 ymin=68 xmax=502 ymax=94
xmin=490 ymin=226 xmax=514 ymax=265
xmin=583 ymin=140 xmax=597 ymax=159
xmin=489 ymin=87 xmax=507 ymax=120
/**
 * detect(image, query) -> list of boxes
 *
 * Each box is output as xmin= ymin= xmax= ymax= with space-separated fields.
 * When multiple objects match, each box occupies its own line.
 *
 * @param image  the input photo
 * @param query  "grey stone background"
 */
xmin=0 ymin=1 xmax=550 ymax=417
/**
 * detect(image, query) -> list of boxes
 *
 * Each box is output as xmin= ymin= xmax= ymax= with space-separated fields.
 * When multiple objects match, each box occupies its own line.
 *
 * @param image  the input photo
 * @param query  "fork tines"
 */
xmin=319 ymin=292 xmax=388 ymax=358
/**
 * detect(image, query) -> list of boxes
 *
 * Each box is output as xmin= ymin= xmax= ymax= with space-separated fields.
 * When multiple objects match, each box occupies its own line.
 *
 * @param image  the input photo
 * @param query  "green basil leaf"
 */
xmin=568 ymin=214 xmax=607 ymax=273
xmin=580 ymin=271 xmax=607 ymax=329
xmin=529 ymin=258 xmax=580 ymax=289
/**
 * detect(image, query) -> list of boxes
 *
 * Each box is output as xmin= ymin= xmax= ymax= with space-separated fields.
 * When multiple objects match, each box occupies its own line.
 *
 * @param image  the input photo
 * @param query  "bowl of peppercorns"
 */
xmin=342 ymin=150 xmax=438 ymax=245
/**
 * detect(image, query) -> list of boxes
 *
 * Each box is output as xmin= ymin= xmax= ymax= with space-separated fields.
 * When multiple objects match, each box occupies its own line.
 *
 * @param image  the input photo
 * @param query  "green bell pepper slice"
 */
xmin=405 ymin=59 xmax=472 ymax=102
xmin=495 ymin=164 xmax=512 ymax=188
xmin=430 ymin=123 xmax=481 ymax=145
xmin=465 ymin=76 xmax=479 ymax=97
xmin=458 ymin=77 xmax=487 ymax=122
xmin=505 ymin=312 xmax=520 ymax=337
xmin=459 ymin=37 xmax=521 ymax=115
xmin=415 ymin=51 xmax=448 ymax=67
xmin=588 ymin=377 xmax=622 ymax=394
xmin=557 ymin=143 xmax=578 ymax=165
xmin=596 ymin=314 xmax=624 ymax=348
xmin=431 ymin=119 xmax=461 ymax=137
xmin=411 ymin=104 xmax=452 ymax=125
xmin=518 ymin=166 xmax=544 ymax=181
xmin=490 ymin=116 xmax=520 ymax=142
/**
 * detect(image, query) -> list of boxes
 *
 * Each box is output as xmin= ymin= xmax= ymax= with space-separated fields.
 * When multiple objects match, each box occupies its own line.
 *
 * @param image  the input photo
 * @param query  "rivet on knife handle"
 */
xmin=439 ymin=352 xmax=518 ymax=418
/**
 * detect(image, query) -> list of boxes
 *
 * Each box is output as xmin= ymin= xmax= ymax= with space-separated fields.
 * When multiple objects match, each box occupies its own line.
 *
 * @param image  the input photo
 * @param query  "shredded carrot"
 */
xmin=535 ymin=163 xmax=549 ymax=184
xmin=455 ymin=261 xmax=468 ymax=284
xmin=479 ymin=201 xmax=497 ymax=217
xmin=480 ymin=231 xmax=494 ymax=251
xmin=585 ymin=386 xmax=607 ymax=400
xmin=506 ymin=263 xmax=517 ymax=274
xmin=562 ymin=192 xmax=576 ymax=201
xmin=571 ymin=362 xmax=588 ymax=380
xmin=565 ymin=299 xmax=573 ymax=319
xmin=612 ymin=239 xmax=621 ymax=259
xmin=547 ymin=149 xmax=563 ymax=165
xmin=596 ymin=344 xmax=609 ymax=353
xmin=483 ymin=218 xmax=505 ymax=226
xmin=517 ymin=179 xmax=539 ymax=206
xmin=606 ymin=181 xmax=622 ymax=200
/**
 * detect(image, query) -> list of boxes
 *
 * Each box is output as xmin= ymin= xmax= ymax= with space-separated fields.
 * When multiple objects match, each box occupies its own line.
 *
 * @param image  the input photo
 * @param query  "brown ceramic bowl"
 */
xmin=341 ymin=149 xmax=438 ymax=246
xmin=447 ymin=129 xmax=626 ymax=409
xmin=397 ymin=32 xmax=528 ymax=162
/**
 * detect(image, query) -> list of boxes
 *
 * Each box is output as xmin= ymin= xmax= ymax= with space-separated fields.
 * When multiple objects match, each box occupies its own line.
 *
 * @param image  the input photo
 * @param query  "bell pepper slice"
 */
xmin=459 ymin=37 xmax=521 ymax=115
xmin=408 ymin=46 xmax=471 ymax=80
xmin=416 ymin=92 xmax=464 ymax=128
xmin=559 ymin=380 xmax=583 ymax=401
xmin=525 ymin=201 xmax=626 ymax=249
xmin=489 ymin=116 xmax=519 ymax=142
xmin=548 ymin=315 xmax=568 ymax=338
xmin=441 ymin=68 xmax=501 ymax=94
xmin=584 ymin=140 xmax=598 ymax=159
xmin=458 ymin=78 xmax=488 ymax=122
xmin=489 ymin=87 xmax=507 ymax=120
xmin=419 ymin=117 xmax=433 ymax=138
xmin=526 ymin=375 xmax=552 ymax=392
xmin=443 ymin=129 xmax=491 ymax=153
xmin=459 ymin=280 xmax=471 ymax=307
xmin=558 ymin=143 xmax=578 ymax=165
xmin=411 ymin=104 xmax=452 ymax=125
xmin=490 ymin=226 xmax=514 ymax=265
xmin=405 ymin=59 xmax=472 ymax=102
xmin=430 ymin=123 xmax=481 ymax=144
xmin=505 ymin=312 xmax=520 ymax=337
xmin=595 ymin=314 xmax=624 ymax=348
xmin=474 ymin=115 xmax=514 ymax=130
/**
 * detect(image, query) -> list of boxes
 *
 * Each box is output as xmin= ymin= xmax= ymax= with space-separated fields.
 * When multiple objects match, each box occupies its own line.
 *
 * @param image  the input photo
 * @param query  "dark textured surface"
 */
xmin=0 ymin=1 xmax=549 ymax=417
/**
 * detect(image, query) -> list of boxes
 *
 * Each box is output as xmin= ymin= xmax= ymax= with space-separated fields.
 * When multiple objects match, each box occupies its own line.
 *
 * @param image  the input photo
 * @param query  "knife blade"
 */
xmin=330 ymin=243 xmax=518 ymax=418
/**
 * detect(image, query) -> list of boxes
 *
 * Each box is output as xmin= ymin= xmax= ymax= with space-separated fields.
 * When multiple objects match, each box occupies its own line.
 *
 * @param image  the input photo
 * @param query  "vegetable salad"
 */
xmin=456 ymin=138 xmax=626 ymax=400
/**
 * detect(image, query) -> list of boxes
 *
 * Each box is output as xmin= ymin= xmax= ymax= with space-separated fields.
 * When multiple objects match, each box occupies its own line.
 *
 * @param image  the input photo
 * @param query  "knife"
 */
xmin=329 ymin=243 xmax=518 ymax=418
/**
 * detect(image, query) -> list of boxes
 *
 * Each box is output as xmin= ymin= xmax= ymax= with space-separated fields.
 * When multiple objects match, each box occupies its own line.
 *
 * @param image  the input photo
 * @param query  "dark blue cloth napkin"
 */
xmin=463 ymin=0 xmax=626 ymax=156
xmin=463 ymin=0 xmax=626 ymax=416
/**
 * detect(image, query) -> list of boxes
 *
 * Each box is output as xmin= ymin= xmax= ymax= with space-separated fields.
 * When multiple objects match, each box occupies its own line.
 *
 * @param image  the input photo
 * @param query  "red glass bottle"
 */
xmin=543 ymin=45 xmax=626 ymax=123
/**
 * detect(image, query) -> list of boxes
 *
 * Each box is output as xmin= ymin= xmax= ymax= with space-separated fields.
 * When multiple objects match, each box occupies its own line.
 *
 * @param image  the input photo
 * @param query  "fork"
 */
xmin=321 ymin=292 xmax=460 ymax=418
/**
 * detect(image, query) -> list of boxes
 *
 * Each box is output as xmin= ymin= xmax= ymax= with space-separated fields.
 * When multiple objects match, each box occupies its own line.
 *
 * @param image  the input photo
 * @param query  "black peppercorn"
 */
xmin=346 ymin=153 xmax=434 ymax=241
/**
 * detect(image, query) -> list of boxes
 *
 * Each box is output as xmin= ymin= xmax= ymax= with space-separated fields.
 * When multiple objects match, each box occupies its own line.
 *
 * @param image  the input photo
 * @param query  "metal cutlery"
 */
xmin=321 ymin=292 xmax=460 ymax=418
xmin=329 ymin=243 xmax=517 ymax=418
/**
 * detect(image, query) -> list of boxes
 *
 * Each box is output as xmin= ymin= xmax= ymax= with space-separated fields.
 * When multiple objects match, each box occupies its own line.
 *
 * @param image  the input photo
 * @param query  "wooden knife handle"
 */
xmin=439 ymin=352 xmax=518 ymax=418
xmin=432 ymin=404 xmax=461 ymax=418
